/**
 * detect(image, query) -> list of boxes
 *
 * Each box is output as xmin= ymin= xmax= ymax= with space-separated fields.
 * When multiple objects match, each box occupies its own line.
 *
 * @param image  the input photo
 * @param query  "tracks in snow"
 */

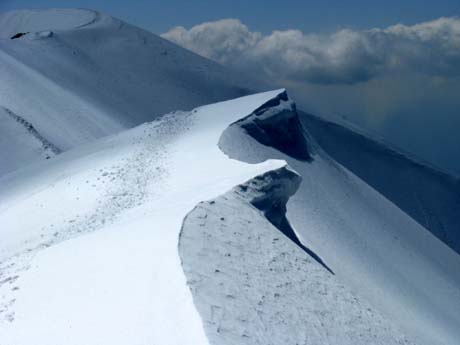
xmin=0 ymin=111 xmax=191 ymax=323
xmin=1 ymin=106 xmax=61 ymax=155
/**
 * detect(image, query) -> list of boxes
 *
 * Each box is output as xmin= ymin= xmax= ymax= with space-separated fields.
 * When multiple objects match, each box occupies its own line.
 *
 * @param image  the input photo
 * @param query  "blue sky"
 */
xmin=1 ymin=0 xmax=459 ymax=34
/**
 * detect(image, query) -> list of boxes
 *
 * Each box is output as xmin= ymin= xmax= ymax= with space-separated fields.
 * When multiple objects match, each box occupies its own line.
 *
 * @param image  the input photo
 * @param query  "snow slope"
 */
xmin=0 ymin=90 xmax=286 ymax=345
xmin=301 ymin=112 xmax=460 ymax=255
xmin=0 ymin=8 xmax=251 ymax=175
xmin=220 ymin=92 xmax=460 ymax=345
xmin=180 ymin=167 xmax=414 ymax=345
xmin=0 ymin=90 xmax=425 ymax=345
xmin=0 ymin=9 xmax=459 ymax=341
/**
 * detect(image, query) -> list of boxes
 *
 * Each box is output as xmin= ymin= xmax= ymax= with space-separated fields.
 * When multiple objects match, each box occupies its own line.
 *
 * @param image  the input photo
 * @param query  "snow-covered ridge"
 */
xmin=0 ymin=84 xmax=459 ymax=345
xmin=179 ymin=166 xmax=414 ymax=345
xmin=216 ymin=92 xmax=460 ymax=345
xmin=0 ymin=89 xmax=289 ymax=345
xmin=0 ymin=7 xmax=459 ymax=342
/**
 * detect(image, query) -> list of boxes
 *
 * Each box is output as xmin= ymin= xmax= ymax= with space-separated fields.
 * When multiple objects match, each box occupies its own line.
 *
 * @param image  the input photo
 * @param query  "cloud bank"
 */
xmin=162 ymin=17 xmax=460 ymax=85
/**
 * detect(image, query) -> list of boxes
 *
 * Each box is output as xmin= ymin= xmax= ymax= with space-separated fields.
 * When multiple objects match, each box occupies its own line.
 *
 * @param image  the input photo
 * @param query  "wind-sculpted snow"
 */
xmin=219 ymin=93 xmax=460 ymax=345
xmin=0 ymin=8 xmax=253 ymax=175
xmin=218 ymin=92 xmax=315 ymax=164
xmin=232 ymin=91 xmax=313 ymax=161
xmin=241 ymin=167 xmax=333 ymax=273
xmin=179 ymin=167 xmax=414 ymax=345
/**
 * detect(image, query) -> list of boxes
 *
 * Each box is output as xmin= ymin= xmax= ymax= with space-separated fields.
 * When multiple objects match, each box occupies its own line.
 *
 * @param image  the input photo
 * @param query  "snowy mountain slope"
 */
xmin=180 ymin=167 xmax=414 ymax=345
xmin=0 ymin=8 xmax=459 ymax=341
xmin=301 ymin=112 xmax=460 ymax=255
xmin=219 ymin=91 xmax=460 ymax=345
xmin=0 ymin=90 xmax=286 ymax=345
xmin=0 ymin=8 xmax=251 ymax=175
xmin=0 ymin=90 xmax=423 ymax=345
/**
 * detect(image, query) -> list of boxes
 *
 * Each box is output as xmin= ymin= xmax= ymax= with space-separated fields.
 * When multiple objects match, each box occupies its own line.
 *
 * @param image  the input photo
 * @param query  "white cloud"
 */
xmin=162 ymin=19 xmax=260 ymax=64
xmin=162 ymin=17 xmax=460 ymax=84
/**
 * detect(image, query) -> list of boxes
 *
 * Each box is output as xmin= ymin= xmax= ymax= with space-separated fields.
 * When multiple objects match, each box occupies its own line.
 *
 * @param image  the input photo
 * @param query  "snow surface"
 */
xmin=180 ymin=167 xmax=414 ymax=345
xmin=0 ymin=90 xmax=286 ymax=345
xmin=1 ymin=8 xmax=460 ymax=345
xmin=301 ymin=111 xmax=460 ymax=254
xmin=0 ymin=82 xmax=459 ymax=345
xmin=0 ymin=8 xmax=251 ymax=175
xmin=219 ymin=94 xmax=460 ymax=345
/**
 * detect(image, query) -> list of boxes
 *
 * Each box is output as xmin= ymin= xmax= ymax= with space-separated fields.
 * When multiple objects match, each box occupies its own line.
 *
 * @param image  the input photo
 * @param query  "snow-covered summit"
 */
xmin=0 ymin=8 xmax=252 ymax=175
xmin=0 ymin=8 xmax=97 ymax=38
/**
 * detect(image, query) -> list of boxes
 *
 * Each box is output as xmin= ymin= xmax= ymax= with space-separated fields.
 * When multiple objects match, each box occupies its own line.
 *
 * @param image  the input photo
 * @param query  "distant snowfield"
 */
xmin=0 ymin=8 xmax=251 ymax=175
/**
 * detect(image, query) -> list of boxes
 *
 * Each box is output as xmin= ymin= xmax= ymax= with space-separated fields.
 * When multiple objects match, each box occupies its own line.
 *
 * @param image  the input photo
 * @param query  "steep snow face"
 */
xmin=301 ymin=112 xmax=460 ymax=255
xmin=220 ymin=95 xmax=460 ymax=345
xmin=179 ymin=167 xmax=414 ymax=345
xmin=0 ymin=8 xmax=251 ymax=175
xmin=0 ymin=90 xmax=286 ymax=345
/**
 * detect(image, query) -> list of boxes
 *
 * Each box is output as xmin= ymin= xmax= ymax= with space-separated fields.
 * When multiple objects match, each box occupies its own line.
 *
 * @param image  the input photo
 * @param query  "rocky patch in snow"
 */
xmin=1 ymin=106 xmax=60 ymax=155
xmin=0 ymin=106 xmax=60 ymax=176
xmin=10 ymin=32 xmax=28 ymax=40
xmin=233 ymin=90 xmax=313 ymax=161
